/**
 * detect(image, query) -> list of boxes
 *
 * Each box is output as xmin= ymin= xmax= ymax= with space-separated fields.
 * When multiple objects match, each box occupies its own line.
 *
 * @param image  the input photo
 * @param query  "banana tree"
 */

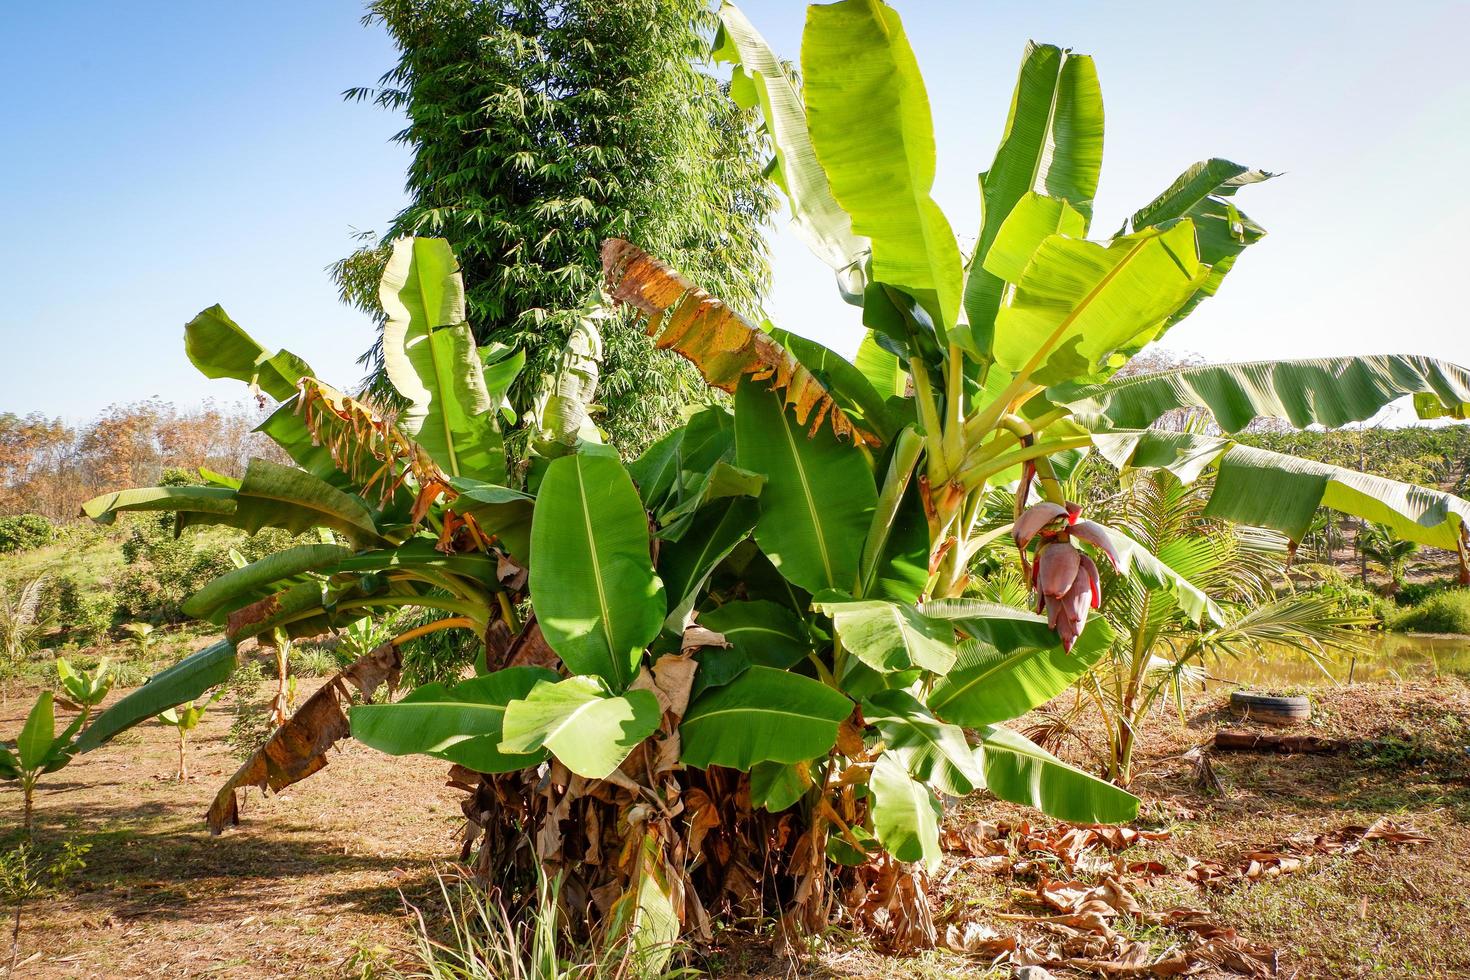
xmin=69 ymin=0 xmax=1470 ymax=957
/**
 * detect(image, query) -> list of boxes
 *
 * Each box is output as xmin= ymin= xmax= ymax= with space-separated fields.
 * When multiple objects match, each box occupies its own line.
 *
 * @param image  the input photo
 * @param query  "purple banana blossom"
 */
xmin=1015 ymin=501 xmax=1119 ymax=652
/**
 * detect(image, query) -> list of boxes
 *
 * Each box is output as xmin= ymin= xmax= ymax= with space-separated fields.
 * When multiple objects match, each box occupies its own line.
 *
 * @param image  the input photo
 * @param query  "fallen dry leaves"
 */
xmin=934 ymin=814 xmax=1433 ymax=977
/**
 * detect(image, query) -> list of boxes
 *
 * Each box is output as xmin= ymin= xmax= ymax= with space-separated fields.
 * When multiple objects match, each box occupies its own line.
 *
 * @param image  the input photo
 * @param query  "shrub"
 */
xmin=50 ymin=578 xmax=116 ymax=643
xmin=0 ymin=515 xmax=55 ymax=554
xmin=1396 ymin=577 xmax=1460 ymax=608
xmin=1390 ymin=589 xmax=1470 ymax=634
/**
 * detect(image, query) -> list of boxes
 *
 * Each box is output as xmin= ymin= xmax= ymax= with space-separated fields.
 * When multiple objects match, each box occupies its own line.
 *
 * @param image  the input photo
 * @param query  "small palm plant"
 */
xmin=1074 ymin=470 xmax=1366 ymax=784
xmin=1359 ymin=522 xmax=1419 ymax=595
xmin=0 ymin=578 xmax=53 ymax=693
xmin=157 ymin=690 xmax=223 ymax=782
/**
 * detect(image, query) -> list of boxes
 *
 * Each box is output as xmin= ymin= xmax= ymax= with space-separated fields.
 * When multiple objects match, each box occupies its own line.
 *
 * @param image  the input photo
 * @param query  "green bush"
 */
xmin=0 ymin=515 xmax=55 ymax=554
xmin=116 ymin=523 xmax=296 ymax=623
xmin=1395 ymin=577 xmax=1460 ymax=607
xmin=49 ymin=577 xmax=117 ymax=643
xmin=1390 ymin=589 xmax=1470 ymax=634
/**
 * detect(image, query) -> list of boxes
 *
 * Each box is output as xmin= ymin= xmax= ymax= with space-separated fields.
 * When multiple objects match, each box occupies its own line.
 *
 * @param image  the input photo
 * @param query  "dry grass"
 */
xmin=5 ymin=675 xmax=1470 ymax=978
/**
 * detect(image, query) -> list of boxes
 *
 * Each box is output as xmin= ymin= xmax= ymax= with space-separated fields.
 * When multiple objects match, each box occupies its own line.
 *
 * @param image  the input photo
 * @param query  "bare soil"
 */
xmin=6 ymin=675 xmax=1470 ymax=979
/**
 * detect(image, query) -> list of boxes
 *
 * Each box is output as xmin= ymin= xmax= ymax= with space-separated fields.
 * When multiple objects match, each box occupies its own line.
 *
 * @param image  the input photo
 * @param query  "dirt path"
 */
xmin=7 ymin=677 xmax=1470 ymax=978
xmin=4 ymin=681 xmax=454 ymax=978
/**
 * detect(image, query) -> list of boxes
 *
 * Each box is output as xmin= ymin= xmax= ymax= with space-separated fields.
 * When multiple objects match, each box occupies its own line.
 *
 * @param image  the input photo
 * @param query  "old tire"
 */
xmin=1230 ymin=691 xmax=1311 ymax=726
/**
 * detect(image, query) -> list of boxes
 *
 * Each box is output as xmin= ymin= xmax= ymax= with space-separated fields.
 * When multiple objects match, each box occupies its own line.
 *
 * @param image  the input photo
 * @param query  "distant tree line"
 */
xmin=0 ymin=402 xmax=280 ymax=521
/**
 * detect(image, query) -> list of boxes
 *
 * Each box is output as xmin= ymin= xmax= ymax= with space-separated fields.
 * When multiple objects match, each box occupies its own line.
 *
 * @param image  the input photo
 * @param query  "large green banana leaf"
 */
xmin=500 ymin=676 xmax=661 ymax=780
xmin=529 ymin=454 xmax=665 ymax=689
xmin=992 ymin=221 xmax=1205 ymax=386
xmin=184 ymin=305 xmax=311 ymax=402
xmin=182 ymin=543 xmax=352 ymax=622
xmin=963 ymin=42 xmax=1103 ymax=356
xmin=223 ymin=459 xmax=382 ymax=546
xmin=1207 ymin=444 xmax=1470 ymax=549
xmin=802 ymin=0 xmax=962 ymax=336
xmin=864 ymin=689 xmax=982 ymax=797
xmin=379 ymin=237 xmax=504 ymax=481
xmin=1098 ymin=429 xmax=1470 ymax=550
xmin=75 ymin=641 xmax=238 ymax=753
xmin=923 ymin=602 xmax=1113 ymax=726
xmin=735 ymin=378 xmax=876 ymax=595
xmin=813 ymin=598 xmax=955 ymax=674
xmin=350 ymin=667 xmax=557 ymax=773
xmin=1121 ymin=158 xmax=1271 ymax=336
xmin=714 ymin=2 xmax=867 ymax=296
xmin=82 ymin=486 xmax=238 ymax=525
xmin=976 ymin=725 xmax=1139 ymax=823
xmin=869 ymin=751 xmax=942 ymax=872
xmin=679 ymin=666 xmax=852 ymax=770
xmin=1062 ymin=355 xmax=1470 ymax=432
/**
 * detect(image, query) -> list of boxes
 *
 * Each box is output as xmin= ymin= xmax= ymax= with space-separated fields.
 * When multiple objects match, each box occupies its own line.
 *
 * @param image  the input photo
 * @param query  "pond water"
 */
xmin=1209 ymin=632 xmax=1470 ymax=690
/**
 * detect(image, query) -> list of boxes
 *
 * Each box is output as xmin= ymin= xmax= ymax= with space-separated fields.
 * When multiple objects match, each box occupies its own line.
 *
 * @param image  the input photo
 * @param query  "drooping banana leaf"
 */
xmin=217 ymin=459 xmax=382 ymax=547
xmin=964 ymin=43 xmax=1103 ymax=356
xmin=184 ymin=304 xmax=312 ymax=402
xmin=679 ymin=666 xmax=852 ymax=770
xmin=975 ymin=725 xmax=1139 ymax=823
xmin=379 ymin=236 xmax=504 ymax=480
xmin=1060 ymin=355 xmax=1470 ymax=431
xmin=1100 ymin=429 xmax=1470 ymax=551
xmin=813 ymin=598 xmax=956 ymax=674
xmin=1206 ymin=443 xmax=1470 ymax=549
xmin=802 ymin=0 xmax=962 ymax=338
xmin=602 ymin=239 xmax=877 ymax=447
xmin=991 ymin=221 xmax=1206 ymax=386
xmin=529 ymin=453 xmax=665 ymax=689
xmin=351 ymin=667 xmax=558 ymax=773
xmin=923 ymin=602 xmax=1114 ymax=726
xmin=734 ymin=378 xmax=876 ymax=596
xmin=499 ymin=676 xmax=661 ymax=780
xmin=869 ymin=751 xmax=943 ymax=872
xmin=75 ymin=641 xmax=238 ymax=753
xmin=714 ymin=2 xmax=868 ymax=297
xmin=864 ymin=689 xmax=982 ymax=797
xmin=182 ymin=543 xmax=353 ymax=622
xmin=81 ymin=486 xmax=238 ymax=525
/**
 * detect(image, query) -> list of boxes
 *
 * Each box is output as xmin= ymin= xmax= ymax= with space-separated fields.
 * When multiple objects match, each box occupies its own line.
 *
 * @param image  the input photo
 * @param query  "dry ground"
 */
xmin=5 ymin=674 xmax=1470 ymax=979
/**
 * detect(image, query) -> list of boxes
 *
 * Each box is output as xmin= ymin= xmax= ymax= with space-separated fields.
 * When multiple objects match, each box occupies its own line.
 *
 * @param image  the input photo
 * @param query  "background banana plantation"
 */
xmin=6 ymin=1 xmax=1470 ymax=977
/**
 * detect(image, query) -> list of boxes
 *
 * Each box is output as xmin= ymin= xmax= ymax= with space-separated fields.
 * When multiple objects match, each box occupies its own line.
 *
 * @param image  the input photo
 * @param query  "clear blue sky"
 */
xmin=4 ymin=1 xmax=1469 ymax=422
